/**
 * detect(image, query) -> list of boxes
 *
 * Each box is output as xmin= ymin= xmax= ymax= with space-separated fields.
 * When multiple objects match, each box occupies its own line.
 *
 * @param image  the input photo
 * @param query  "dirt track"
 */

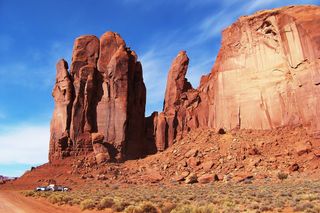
xmin=0 ymin=191 xmax=102 ymax=213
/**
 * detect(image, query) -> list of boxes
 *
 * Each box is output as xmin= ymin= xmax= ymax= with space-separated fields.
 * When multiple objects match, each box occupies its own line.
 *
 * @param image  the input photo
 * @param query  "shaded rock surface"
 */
xmin=49 ymin=32 xmax=146 ymax=162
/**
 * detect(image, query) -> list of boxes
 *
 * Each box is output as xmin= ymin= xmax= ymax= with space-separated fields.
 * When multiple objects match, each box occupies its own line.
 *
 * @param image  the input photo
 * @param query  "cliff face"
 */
xmin=49 ymin=32 xmax=146 ymax=163
xmin=50 ymin=5 xmax=320 ymax=161
xmin=149 ymin=5 xmax=320 ymax=151
xmin=206 ymin=5 xmax=320 ymax=132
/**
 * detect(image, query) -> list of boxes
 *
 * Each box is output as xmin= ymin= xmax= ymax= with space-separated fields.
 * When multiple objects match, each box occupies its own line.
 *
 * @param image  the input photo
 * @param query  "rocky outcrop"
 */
xmin=50 ymin=6 xmax=320 ymax=161
xmin=149 ymin=5 xmax=320 ymax=152
xmin=146 ymin=51 xmax=194 ymax=151
xmin=49 ymin=32 xmax=146 ymax=163
xmin=204 ymin=5 xmax=320 ymax=132
xmin=49 ymin=59 xmax=74 ymax=161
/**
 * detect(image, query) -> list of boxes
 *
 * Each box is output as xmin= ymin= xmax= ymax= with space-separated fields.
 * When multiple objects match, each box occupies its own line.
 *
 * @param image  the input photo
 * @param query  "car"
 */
xmin=56 ymin=186 xmax=70 ymax=191
xmin=35 ymin=186 xmax=47 ymax=191
xmin=35 ymin=184 xmax=70 ymax=192
xmin=47 ymin=184 xmax=57 ymax=191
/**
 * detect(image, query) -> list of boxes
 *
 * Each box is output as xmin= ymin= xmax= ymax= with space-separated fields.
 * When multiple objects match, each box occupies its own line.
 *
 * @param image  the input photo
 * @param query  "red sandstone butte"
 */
xmin=50 ymin=5 xmax=320 ymax=161
xmin=149 ymin=5 xmax=320 ymax=151
xmin=49 ymin=32 xmax=146 ymax=163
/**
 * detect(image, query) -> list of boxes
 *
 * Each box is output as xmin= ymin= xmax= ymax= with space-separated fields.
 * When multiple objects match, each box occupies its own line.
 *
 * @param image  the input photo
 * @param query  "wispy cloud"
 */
xmin=245 ymin=0 xmax=278 ymax=12
xmin=0 ymin=123 xmax=49 ymax=165
xmin=140 ymin=50 xmax=172 ymax=115
xmin=139 ymin=0 xmax=319 ymax=117
xmin=0 ymin=41 xmax=71 ymax=89
xmin=196 ymin=0 xmax=319 ymax=41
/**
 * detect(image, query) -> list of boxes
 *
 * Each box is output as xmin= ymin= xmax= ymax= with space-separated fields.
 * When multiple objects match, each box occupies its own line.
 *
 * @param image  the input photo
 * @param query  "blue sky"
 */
xmin=0 ymin=0 xmax=319 ymax=177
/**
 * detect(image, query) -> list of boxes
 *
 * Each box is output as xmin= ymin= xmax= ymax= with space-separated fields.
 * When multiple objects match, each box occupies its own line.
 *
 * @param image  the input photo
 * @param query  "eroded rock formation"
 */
xmin=149 ymin=5 xmax=320 ymax=151
xmin=50 ymin=5 xmax=320 ymax=161
xmin=206 ymin=5 xmax=320 ymax=132
xmin=49 ymin=32 xmax=146 ymax=162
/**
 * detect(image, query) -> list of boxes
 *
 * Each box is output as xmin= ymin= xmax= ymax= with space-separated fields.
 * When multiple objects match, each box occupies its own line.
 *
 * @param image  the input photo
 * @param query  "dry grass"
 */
xmin=22 ymin=180 xmax=320 ymax=212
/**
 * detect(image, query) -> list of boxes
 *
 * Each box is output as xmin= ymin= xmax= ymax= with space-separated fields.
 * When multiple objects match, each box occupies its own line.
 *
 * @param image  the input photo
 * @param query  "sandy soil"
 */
xmin=0 ymin=191 xmax=104 ymax=213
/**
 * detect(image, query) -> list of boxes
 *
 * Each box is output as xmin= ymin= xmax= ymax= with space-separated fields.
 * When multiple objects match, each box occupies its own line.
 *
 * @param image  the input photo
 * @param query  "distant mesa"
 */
xmin=0 ymin=175 xmax=17 ymax=184
xmin=49 ymin=5 xmax=320 ymax=164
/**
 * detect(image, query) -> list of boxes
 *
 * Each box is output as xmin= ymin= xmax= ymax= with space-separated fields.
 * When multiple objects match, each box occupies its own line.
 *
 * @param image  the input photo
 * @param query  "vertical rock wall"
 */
xmin=148 ymin=5 xmax=320 ymax=152
xmin=50 ymin=6 xmax=320 ymax=160
xmin=49 ymin=32 xmax=146 ymax=162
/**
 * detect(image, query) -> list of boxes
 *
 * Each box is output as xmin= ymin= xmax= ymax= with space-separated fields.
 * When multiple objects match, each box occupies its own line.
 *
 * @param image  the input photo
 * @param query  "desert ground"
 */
xmin=2 ymin=180 xmax=320 ymax=212
xmin=1 ymin=126 xmax=320 ymax=212
xmin=0 ymin=190 xmax=107 ymax=213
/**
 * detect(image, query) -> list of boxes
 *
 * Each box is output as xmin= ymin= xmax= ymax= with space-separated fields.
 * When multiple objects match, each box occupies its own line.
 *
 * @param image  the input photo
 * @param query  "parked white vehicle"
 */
xmin=35 ymin=186 xmax=47 ymax=191
xmin=35 ymin=184 xmax=70 ymax=192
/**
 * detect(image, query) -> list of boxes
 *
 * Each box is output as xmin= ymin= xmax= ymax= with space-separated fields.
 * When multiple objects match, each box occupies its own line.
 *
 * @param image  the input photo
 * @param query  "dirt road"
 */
xmin=0 ymin=191 xmax=103 ymax=213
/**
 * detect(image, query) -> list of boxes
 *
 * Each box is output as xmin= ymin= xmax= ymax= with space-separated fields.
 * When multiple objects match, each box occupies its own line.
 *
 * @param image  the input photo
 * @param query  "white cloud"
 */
xmin=0 ymin=124 xmax=49 ymax=164
xmin=197 ymin=9 xmax=236 ymax=41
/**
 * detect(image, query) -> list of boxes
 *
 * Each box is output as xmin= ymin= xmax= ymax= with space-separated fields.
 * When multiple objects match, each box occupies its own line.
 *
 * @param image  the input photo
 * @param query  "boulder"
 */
xmin=184 ymin=149 xmax=198 ymax=158
xmin=143 ymin=171 xmax=164 ymax=183
xmin=295 ymin=142 xmax=312 ymax=156
xmin=187 ymin=157 xmax=201 ymax=168
xmin=174 ymin=171 xmax=190 ymax=182
xmin=95 ymin=153 xmax=109 ymax=164
xmin=202 ymin=161 xmax=215 ymax=171
xmin=198 ymin=174 xmax=215 ymax=184
xmin=289 ymin=163 xmax=299 ymax=172
xmin=185 ymin=173 xmax=198 ymax=184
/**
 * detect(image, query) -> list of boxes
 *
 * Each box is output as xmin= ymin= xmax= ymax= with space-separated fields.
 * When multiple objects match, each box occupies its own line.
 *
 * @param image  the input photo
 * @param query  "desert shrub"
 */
xmin=70 ymin=198 xmax=81 ymax=206
xmin=38 ymin=191 xmax=51 ymax=198
xmin=48 ymin=193 xmax=72 ymax=205
xmin=97 ymin=197 xmax=115 ymax=210
xmin=170 ymin=204 xmax=218 ymax=213
xmin=48 ymin=194 xmax=61 ymax=204
xmin=138 ymin=201 xmax=159 ymax=213
xmin=259 ymin=205 xmax=273 ymax=212
xmin=112 ymin=198 xmax=130 ymax=212
xmin=124 ymin=205 xmax=138 ymax=213
xmin=22 ymin=190 xmax=35 ymax=197
xmin=80 ymin=199 xmax=95 ymax=210
xmin=293 ymin=202 xmax=315 ymax=212
xmin=299 ymin=194 xmax=319 ymax=202
xmin=124 ymin=202 xmax=160 ymax=213
xmin=160 ymin=202 xmax=177 ymax=213
xmin=193 ymin=204 xmax=217 ymax=213
xmin=171 ymin=204 xmax=195 ymax=213
xmin=277 ymin=172 xmax=288 ymax=181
